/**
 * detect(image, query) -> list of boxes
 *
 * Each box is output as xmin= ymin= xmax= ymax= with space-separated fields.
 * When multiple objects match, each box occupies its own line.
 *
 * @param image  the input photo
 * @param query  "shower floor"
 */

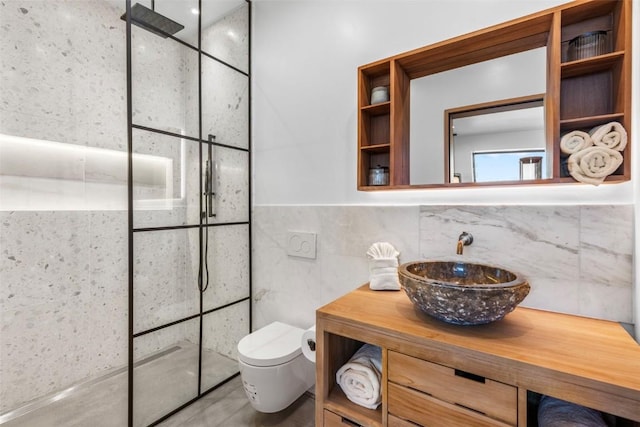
xmin=1 ymin=342 xmax=243 ymax=427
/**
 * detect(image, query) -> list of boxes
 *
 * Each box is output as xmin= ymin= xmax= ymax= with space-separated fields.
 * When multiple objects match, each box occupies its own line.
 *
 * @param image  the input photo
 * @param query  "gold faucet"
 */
xmin=456 ymin=232 xmax=473 ymax=255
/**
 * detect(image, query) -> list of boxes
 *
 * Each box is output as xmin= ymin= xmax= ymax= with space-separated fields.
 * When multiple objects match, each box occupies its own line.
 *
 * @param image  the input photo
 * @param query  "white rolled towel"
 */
xmin=560 ymin=130 xmax=592 ymax=154
xmin=590 ymin=121 xmax=627 ymax=151
xmin=568 ymin=146 xmax=623 ymax=186
xmin=336 ymin=344 xmax=382 ymax=410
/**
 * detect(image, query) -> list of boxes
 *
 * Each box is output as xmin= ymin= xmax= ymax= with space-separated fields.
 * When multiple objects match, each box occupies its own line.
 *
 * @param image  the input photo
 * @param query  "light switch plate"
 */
xmin=286 ymin=231 xmax=317 ymax=259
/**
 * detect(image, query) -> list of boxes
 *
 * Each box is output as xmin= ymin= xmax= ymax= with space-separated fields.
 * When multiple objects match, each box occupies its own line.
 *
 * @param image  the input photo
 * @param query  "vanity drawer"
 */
xmin=388 ymin=414 xmax=420 ymax=427
xmin=323 ymin=409 xmax=364 ymax=427
xmin=388 ymin=382 xmax=513 ymax=427
xmin=388 ymin=351 xmax=517 ymax=425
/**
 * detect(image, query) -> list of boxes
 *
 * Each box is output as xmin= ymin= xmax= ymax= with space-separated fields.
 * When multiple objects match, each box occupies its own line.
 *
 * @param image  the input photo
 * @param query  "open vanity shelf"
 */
xmin=357 ymin=0 xmax=632 ymax=190
xmin=316 ymin=285 xmax=640 ymax=427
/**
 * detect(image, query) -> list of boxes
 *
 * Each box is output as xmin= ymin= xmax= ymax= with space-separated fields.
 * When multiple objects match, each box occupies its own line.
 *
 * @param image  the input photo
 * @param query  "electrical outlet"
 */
xmin=286 ymin=231 xmax=317 ymax=259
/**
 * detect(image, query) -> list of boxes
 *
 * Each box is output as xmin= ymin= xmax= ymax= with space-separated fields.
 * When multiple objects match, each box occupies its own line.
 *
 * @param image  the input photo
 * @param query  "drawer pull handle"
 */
xmin=454 ymin=369 xmax=485 ymax=383
xmin=455 ymin=402 xmax=486 ymax=415
xmin=340 ymin=416 xmax=361 ymax=427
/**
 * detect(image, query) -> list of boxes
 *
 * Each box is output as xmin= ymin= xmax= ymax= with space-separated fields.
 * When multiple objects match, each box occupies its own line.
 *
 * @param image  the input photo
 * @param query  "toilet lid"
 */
xmin=237 ymin=321 xmax=304 ymax=367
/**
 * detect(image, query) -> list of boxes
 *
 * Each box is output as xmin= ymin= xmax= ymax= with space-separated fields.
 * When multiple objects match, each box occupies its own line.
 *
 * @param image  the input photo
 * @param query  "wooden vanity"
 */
xmin=315 ymin=285 xmax=640 ymax=426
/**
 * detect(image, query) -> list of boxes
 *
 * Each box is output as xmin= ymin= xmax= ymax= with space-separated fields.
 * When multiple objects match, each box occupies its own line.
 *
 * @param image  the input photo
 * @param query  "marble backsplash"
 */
xmin=252 ymin=204 xmax=634 ymax=330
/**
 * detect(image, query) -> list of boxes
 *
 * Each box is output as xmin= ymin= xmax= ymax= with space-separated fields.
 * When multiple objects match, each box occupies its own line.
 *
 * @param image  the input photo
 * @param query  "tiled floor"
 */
xmin=158 ymin=377 xmax=315 ymax=427
xmin=2 ymin=342 xmax=315 ymax=426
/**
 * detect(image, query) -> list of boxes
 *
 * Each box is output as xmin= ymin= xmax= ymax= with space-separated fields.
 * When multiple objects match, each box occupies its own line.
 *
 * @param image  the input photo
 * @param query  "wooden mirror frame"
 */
xmin=356 ymin=0 xmax=632 ymax=191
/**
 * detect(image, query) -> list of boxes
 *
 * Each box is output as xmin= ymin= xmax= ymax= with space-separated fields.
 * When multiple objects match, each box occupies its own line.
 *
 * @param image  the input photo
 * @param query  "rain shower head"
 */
xmin=121 ymin=3 xmax=184 ymax=38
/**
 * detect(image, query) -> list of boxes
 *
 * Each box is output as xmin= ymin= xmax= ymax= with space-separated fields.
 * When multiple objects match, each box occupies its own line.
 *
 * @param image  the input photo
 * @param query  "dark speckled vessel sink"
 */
xmin=398 ymin=261 xmax=530 ymax=325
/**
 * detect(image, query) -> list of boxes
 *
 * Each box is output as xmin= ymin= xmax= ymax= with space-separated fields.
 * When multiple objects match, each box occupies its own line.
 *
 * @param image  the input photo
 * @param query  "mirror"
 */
xmin=447 ymin=96 xmax=546 ymax=184
xmin=409 ymin=47 xmax=547 ymax=185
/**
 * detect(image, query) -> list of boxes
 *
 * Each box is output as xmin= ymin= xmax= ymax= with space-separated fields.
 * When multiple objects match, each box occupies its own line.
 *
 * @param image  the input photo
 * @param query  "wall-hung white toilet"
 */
xmin=237 ymin=321 xmax=316 ymax=413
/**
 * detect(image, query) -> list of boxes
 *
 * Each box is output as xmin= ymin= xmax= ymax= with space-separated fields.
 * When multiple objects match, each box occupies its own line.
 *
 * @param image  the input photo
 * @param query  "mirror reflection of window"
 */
xmin=447 ymin=96 xmax=546 ymax=184
xmin=410 ymin=47 xmax=546 ymax=185
xmin=472 ymin=150 xmax=546 ymax=183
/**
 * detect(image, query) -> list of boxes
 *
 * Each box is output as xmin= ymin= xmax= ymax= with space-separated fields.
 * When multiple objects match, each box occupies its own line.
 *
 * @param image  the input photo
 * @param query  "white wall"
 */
xmin=252 ymin=0 xmax=639 ymax=339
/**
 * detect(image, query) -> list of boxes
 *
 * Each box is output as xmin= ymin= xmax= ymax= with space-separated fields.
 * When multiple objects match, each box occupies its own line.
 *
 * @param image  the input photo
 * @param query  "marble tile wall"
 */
xmin=0 ymin=1 xmax=127 ymax=151
xmin=201 ymin=57 xmax=250 ymax=150
xmin=132 ymin=27 xmax=196 ymax=138
xmin=252 ymin=206 xmax=421 ymax=329
xmin=252 ymin=204 xmax=634 ymax=332
xmin=201 ymin=4 xmax=249 ymax=74
xmin=0 ymin=211 xmax=128 ymax=413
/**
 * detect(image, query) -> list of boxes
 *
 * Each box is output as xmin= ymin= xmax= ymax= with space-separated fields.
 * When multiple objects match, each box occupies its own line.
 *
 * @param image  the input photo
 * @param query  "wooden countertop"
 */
xmin=317 ymin=285 xmax=640 ymax=421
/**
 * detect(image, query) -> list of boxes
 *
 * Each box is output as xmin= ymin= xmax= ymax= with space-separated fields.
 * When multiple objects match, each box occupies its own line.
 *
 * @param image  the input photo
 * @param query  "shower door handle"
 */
xmin=209 ymin=160 xmax=217 ymax=218
xmin=206 ymin=136 xmax=216 ymax=218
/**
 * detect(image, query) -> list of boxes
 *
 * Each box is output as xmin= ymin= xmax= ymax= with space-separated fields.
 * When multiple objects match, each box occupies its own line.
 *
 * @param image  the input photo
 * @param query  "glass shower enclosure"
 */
xmin=1 ymin=1 xmax=249 ymax=425
xmin=126 ymin=0 xmax=251 ymax=425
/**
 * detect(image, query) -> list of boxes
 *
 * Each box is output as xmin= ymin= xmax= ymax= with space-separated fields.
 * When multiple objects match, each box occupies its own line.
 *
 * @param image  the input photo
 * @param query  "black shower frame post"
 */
xmin=126 ymin=1 xmax=252 ymax=426
xmin=247 ymin=0 xmax=253 ymax=338
xmin=196 ymin=0 xmax=204 ymax=398
xmin=125 ymin=1 xmax=134 ymax=426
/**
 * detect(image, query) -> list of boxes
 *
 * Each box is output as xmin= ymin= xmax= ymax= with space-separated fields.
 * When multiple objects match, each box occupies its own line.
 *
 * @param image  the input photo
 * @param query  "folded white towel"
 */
xmin=590 ymin=122 xmax=627 ymax=151
xmin=560 ymin=130 xmax=592 ymax=154
xmin=336 ymin=344 xmax=382 ymax=410
xmin=366 ymin=242 xmax=400 ymax=259
xmin=370 ymin=271 xmax=400 ymax=291
xmin=568 ymin=146 xmax=623 ymax=186
xmin=369 ymin=258 xmax=397 ymax=269
xmin=367 ymin=242 xmax=401 ymax=291
xmin=372 ymin=266 xmax=398 ymax=275
xmin=368 ymin=257 xmax=400 ymax=290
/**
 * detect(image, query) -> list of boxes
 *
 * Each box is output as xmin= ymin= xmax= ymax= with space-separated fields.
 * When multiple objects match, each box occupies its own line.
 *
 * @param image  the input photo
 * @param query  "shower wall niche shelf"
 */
xmin=315 ymin=285 xmax=640 ymax=426
xmin=356 ymin=0 xmax=632 ymax=190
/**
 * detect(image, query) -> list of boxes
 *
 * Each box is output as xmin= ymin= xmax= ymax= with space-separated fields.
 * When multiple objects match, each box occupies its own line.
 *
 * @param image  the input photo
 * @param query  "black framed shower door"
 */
xmin=125 ymin=1 xmax=251 ymax=425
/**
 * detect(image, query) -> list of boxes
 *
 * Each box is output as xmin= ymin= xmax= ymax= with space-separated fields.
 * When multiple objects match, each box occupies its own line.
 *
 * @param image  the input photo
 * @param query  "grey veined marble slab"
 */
xmin=418 ymin=205 xmax=633 ymax=322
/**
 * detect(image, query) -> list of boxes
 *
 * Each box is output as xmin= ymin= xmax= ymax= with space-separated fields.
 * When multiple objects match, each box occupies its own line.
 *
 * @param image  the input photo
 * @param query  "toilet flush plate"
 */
xmin=286 ymin=231 xmax=317 ymax=259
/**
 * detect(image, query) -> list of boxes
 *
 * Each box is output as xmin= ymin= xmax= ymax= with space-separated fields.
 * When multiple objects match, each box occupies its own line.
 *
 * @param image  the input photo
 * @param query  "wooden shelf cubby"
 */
xmin=318 ymin=332 xmax=383 ymax=427
xmin=357 ymin=58 xmax=410 ymax=189
xmin=357 ymin=0 xmax=632 ymax=190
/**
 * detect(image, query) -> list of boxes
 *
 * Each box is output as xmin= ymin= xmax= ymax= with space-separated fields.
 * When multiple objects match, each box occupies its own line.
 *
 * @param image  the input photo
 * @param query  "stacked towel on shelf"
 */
xmin=366 ymin=242 xmax=401 ymax=291
xmin=590 ymin=121 xmax=628 ymax=151
xmin=564 ymin=121 xmax=627 ymax=186
xmin=336 ymin=344 xmax=382 ymax=410
xmin=538 ymin=395 xmax=607 ymax=427
xmin=560 ymin=130 xmax=592 ymax=154
xmin=568 ymin=146 xmax=623 ymax=186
